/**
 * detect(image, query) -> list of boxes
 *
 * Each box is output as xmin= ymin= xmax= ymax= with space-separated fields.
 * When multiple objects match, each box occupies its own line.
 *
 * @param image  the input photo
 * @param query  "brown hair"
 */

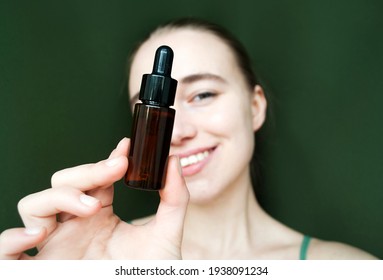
xmin=128 ymin=17 xmax=259 ymax=91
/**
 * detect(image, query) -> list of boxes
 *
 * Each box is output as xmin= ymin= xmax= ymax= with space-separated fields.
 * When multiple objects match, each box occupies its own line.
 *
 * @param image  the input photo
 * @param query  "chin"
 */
xmin=186 ymin=180 xmax=224 ymax=205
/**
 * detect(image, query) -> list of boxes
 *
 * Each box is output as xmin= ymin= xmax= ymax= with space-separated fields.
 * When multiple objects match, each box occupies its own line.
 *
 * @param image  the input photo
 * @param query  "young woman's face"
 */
xmin=129 ymin=29 xmax=266 ymax=204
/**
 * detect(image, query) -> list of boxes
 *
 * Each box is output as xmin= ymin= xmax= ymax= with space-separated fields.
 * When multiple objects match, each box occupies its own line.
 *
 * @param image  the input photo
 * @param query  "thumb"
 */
xmin=155 ymin=156 xmax=189 ymax=240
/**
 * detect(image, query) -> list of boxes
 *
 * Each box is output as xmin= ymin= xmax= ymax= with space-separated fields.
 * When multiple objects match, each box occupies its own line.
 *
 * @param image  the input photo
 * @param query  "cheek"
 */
xmin=207 ymin=100 xmax=254 ymax=138
xmin=203 ymin=102 xmax=255 ymax=166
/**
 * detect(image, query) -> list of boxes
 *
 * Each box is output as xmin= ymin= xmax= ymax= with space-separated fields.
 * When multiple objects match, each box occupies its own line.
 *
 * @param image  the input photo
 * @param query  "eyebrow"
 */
xmin=129 ymin=73 xmax=227 ymax=105
xmin=180 ymin=73 xmax=227 ymax=84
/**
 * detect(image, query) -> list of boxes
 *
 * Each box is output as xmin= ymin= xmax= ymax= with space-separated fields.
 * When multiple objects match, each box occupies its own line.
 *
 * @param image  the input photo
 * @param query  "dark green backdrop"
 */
xmin=1 ymin=0 xmax=382 ymax=258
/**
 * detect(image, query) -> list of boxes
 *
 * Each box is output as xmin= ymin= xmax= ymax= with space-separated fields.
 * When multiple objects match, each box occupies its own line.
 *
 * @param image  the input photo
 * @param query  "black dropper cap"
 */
xmin=139 ymin=45 xmax=177 ymax=107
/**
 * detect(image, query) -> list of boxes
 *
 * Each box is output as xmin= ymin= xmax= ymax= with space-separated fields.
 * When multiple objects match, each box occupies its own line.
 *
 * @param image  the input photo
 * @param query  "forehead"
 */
xmin=129 ymin=28 xmax=242 ymax=94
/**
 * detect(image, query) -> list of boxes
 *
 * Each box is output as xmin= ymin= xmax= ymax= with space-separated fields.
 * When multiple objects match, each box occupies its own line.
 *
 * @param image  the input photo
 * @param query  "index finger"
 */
xmin=50 ymin=155 xmax=128 ymax=191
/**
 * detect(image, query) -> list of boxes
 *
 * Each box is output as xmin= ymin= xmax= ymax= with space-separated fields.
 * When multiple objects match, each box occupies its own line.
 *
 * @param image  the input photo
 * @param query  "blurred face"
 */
xmin=129 ymin=28 xmax=266 ymax=204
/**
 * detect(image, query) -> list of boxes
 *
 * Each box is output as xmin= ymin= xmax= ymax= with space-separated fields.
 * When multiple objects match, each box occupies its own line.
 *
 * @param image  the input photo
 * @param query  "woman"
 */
xmin=0 ymin=18 xmax=376 ymax=259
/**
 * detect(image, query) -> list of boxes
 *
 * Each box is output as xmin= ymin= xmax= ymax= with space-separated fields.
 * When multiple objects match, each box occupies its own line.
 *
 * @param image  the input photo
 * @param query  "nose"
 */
xmin=171 ymin=103 xmax=197 ymax=146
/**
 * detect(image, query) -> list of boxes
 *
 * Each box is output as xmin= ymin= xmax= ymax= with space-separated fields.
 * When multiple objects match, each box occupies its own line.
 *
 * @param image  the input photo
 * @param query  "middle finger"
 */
xmin=18 ymin=187 xmax=101 ymax=234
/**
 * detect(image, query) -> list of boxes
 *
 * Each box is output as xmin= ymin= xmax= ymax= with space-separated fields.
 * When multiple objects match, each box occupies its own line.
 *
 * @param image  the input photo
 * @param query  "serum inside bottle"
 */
xmin=125 ymin=45 xmax=177 ymax=191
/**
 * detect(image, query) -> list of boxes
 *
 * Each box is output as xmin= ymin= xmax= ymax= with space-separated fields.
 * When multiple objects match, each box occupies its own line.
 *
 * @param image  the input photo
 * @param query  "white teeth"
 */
xmin=180 ymin=151 xmax=209 ymax=167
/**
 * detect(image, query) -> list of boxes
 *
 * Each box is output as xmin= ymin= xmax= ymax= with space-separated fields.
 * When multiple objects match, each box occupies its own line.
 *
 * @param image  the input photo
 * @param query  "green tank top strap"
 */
xmin=300 ymin=235 xmax=312 ymax=260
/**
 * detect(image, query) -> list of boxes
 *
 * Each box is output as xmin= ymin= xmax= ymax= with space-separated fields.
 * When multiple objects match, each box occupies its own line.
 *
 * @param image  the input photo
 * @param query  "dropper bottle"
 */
xmin=125 ymin=45 xmax=178 ymax=190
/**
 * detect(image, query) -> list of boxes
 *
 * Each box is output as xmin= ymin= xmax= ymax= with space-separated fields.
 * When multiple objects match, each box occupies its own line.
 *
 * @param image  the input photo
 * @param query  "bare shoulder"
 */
xmin=308 ymin=238 xmax=378 ymax=260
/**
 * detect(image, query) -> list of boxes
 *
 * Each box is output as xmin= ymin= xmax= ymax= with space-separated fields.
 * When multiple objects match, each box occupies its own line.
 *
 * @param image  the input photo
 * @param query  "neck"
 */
xmin=181 ymin=169 xmax=266 ymax=259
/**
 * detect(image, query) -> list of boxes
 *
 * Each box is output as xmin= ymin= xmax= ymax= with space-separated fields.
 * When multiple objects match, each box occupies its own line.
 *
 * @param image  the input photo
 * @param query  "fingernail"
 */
xmin=105 ymin=157 xmax=120 ymax=167
xmin=116 ymin=137 xmax=128 ymax=150
xmin=25 ymin=227 xmax=42 ymax=235
xmin=175 ymin=156 xmax=183 ymax=176
xmin=80 ymin=194 xmax=99 ymax=206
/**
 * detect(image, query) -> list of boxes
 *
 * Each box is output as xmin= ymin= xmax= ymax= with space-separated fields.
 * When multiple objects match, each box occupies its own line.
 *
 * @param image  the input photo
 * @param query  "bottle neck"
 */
xmin=141 ymin=99 xmax=169 ymax=107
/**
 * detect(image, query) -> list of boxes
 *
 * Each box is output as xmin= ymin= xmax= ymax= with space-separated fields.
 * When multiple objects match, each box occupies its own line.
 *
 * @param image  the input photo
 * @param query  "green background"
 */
xmin=1 ymin=0 xmax=382 ymax=258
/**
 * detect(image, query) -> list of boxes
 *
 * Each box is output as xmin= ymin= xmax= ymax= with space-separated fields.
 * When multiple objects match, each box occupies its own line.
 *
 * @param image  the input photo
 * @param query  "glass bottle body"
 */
xmin=125 ymin=103 xmax=175 ymax=190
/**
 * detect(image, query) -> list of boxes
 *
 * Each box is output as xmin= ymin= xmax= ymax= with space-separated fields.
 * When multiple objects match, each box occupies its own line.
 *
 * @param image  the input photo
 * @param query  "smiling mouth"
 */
xmin=180 ymin=150 xmax=210 ymax=167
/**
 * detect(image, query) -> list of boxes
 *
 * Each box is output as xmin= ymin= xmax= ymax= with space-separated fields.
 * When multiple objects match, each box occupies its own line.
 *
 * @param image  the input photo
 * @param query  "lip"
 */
xmin=175 ymin=146 xmax=216 ymax=177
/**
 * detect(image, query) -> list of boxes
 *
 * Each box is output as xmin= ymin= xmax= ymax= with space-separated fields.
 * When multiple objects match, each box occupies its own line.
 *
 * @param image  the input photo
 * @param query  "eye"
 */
xmin=192 ymin=92 xmax=217 ymax=103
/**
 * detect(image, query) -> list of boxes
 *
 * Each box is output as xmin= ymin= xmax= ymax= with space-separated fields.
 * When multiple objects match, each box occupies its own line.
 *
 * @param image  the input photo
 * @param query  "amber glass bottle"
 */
xmin=125 ymin=46 xmax=177 ymax=190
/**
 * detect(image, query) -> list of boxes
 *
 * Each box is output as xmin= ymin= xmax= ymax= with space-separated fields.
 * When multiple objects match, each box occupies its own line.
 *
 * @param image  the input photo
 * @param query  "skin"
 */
xmin=0 ymin=140 xmax=189 ymax=259
xmin=0 ymin=27 xmax=377 ymax=260
xmin=129 ymin=28 xmax=377 ymax=259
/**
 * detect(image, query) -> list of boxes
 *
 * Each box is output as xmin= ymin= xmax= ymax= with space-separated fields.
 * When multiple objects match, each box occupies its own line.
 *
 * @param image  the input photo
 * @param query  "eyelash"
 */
xmin=192 ymin=92 xmax=217 ymax=103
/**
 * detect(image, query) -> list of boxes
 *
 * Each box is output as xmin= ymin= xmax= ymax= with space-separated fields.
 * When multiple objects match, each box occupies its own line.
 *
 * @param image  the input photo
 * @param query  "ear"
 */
xmin=251 ymin=85 xmax=267 ymax=132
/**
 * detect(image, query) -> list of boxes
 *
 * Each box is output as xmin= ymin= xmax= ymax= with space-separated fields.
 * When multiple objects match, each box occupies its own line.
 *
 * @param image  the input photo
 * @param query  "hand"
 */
xmin=0 ymin=138 xmax=189 ymax=259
